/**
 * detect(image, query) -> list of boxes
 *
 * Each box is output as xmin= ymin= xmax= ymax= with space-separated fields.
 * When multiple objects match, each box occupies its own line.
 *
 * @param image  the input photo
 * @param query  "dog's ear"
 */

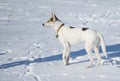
xmin=52 ymin=12 xmax=55 ymax=17
xmin=52 ymin=12 xmax=57 ymax=20
xmin=52 ymin=12 xmax=60 ymax=21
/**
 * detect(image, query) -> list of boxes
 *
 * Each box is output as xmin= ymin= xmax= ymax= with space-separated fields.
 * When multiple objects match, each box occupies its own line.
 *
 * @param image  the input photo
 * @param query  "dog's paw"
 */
xmin=85 ymin=65 xmax=95 ymax=68
xmin=63 ymin=62 xmax=69 ymax=66
xmin=85 ymin=66 xmax=91 ymax=69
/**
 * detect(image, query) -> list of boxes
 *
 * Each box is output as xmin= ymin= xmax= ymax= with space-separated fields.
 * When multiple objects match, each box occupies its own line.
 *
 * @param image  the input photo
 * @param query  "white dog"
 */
xmin=42 ymin=13 xmax=107 ymax=68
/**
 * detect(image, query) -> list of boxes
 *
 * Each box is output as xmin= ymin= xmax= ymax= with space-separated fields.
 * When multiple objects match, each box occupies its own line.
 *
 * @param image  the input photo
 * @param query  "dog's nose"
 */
xmin=42 ymin=23 xmax=44 ymax=26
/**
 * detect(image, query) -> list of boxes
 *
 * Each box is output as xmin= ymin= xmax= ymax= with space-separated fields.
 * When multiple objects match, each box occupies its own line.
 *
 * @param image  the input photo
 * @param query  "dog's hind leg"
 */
xmin=85 ymin=45 xmax=94 ymax=68
xmin=63 ymin=43 xmax=70 ymax=65
xmin=94 ymin=46 xmax=101 ymax=67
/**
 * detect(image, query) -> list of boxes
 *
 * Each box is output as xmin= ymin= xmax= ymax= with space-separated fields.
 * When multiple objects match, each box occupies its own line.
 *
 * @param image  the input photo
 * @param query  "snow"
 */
xmin=0 ymin=0 xmax=120 ymax=81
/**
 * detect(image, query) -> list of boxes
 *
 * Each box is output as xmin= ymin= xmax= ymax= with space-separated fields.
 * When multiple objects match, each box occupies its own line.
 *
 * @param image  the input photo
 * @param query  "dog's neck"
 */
xmin=53 ymin=21 xmax=64 ymax=33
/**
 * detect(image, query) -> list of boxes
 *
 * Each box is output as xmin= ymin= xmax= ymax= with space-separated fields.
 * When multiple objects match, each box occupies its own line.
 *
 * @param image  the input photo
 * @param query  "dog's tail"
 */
xmin=97 ymin=33 xmax=107 ymax=58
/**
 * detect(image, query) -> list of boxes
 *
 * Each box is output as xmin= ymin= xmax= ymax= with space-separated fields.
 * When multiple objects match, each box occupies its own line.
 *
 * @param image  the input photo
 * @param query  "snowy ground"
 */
xmin=0 ymin=0 xmax=120 ymax=81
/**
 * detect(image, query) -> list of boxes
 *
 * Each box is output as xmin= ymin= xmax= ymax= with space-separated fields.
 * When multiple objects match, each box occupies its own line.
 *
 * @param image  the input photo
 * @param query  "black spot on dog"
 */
xmin=70 ymin=26 xmax=75 ymax=28
xmin=82 ymin=28 xmax=89 ymax=31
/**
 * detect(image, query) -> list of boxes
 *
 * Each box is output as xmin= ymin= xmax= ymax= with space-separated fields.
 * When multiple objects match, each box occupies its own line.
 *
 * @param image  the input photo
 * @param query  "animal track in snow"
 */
xmin=24 ymin=64 xmax=41 ymax=81
xmin=0 ymin=49 xmax=12 ymax=55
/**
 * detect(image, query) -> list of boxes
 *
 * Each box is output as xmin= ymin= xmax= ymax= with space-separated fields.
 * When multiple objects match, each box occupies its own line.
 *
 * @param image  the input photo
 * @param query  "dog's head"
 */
xmin=42 ymin=13 xmax=59 ymax=27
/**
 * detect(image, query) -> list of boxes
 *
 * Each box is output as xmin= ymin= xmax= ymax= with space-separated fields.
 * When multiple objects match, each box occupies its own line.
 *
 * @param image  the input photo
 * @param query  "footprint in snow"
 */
xmin=25 ymin=64 xmax=34 ymax=75
xmin=0 ymin=49 xmax=12 ymax=55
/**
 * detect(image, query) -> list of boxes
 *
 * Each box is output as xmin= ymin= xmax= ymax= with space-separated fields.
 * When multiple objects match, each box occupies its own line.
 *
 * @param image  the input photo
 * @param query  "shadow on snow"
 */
xmin=0 ymin=44 xmax=120 ymax=69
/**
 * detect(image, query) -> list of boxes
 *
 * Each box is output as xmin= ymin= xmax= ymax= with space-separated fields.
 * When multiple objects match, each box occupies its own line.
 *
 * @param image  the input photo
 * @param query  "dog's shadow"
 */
xmin=0 ymin=44 xmax=120 ymax=69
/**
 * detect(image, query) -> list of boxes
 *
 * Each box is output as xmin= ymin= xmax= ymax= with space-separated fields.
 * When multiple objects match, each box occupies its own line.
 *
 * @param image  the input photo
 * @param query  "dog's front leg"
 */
xmin=63 ymin=44 xmax=70 ymax=65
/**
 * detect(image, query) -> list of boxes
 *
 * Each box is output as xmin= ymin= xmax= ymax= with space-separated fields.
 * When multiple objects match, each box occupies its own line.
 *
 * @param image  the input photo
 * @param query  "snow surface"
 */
xmin=0 ymin=0 xmax=120 ymax=81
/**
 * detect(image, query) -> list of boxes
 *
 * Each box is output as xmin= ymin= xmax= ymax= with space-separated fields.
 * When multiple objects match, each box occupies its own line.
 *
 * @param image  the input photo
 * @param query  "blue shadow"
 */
xmin=0 ymin=44 xmax=120 ymax=69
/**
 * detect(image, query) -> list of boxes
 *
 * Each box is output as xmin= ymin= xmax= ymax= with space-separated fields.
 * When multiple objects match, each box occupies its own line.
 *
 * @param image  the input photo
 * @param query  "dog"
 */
xmin=42 ymin=13 xmax=107 ymax=68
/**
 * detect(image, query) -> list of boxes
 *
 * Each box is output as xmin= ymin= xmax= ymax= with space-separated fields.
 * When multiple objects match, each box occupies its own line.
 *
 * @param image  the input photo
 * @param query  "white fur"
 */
xmin=43 ymin=13 xmax=107 ymax=68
